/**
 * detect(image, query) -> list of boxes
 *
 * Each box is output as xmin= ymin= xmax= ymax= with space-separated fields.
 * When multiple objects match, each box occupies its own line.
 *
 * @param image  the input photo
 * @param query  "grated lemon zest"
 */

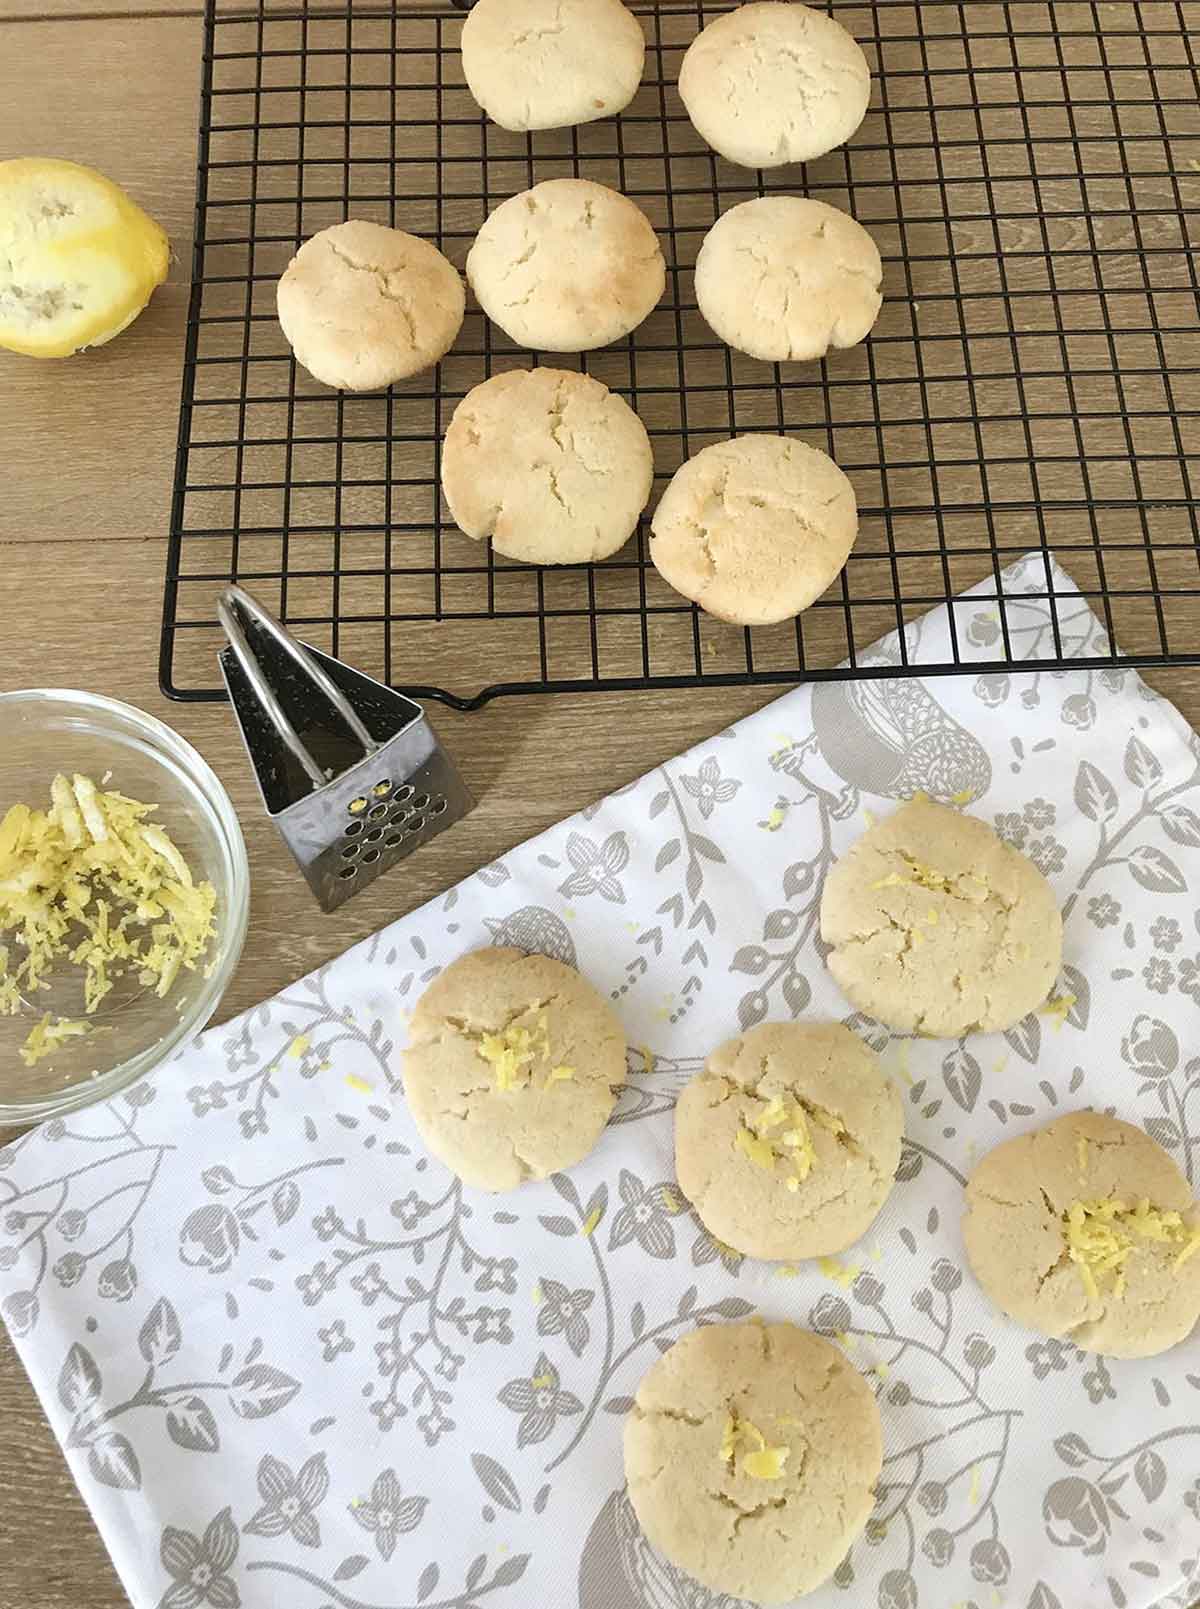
xmin=775 ymin=1264 xmax=799 ymax=1278
xmin=1043 ymin=993 xmax=1076 ymax=1026
xmin=818 ymin=1256 xmax=860 ymax=1287
xmin=581 ymin=1205 xmax=603 ymax=1237
xmin=532 ymin=1282 xmax=542 ymax=1305
xmin=344 ymin=1073 xmax=372 ymax=1094
xmin=531 ymin=1373 xmax=553 ymax=1389
xmin=659 ymin=1185 xmax=683 ymax=1215
xmin=640 ymin=1045 xmax=655 ymax=1072
xmin=720 ymin=1412 xmax=788 ymax=1479
xmin=742 ymin=1446 xmax=789 ymax=1479
xmin=19 ymin=1012 xmax=92 ymax=1068
xmin=873 ymin=1360 xmax=890 ymax=1380
xmin=288 ymin=1035 xmax=311 ymax=1059
xmin=735 ymin=1124 xmax=776 ymax=1171
xmin=951 ymin=789 xmax=974 ymax=805
xmin=0 ymin=773 xmax=217 ymax=1062
xmin=1064 ymin=1193 xmax=1196 ymax=1298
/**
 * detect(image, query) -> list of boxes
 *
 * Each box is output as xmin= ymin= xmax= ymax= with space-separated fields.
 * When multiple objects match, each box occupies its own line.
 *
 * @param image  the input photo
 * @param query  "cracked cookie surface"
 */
xmin=696 ymin=196 xmax=882 ymax=363
xmin=820 ymin=796 xmax=1062 ymax=1036
xmin=963 ymin=1111 xmax=1200 ymax=1358
xmin=461 ymin=0 xmax=644 ymax=132
xmin=441 ymin=367 xmax=653 ymax=563
xmin=679 ymin=2 xmax=870 ymax=169
xmin=400 ymin=946 xmax=626 ymax=1192
xmin=623 ymin=1320 xmax=881 ymax=1603
xmin=466 ymin=178 xmax=665 ymax=352
xmin=676 ymin=1021 xmax=903 ymax=1260
xmin=649 ymin=433 xmax=857 ymax=625
xmin=276 ymin=219 xmax=464 ymax=390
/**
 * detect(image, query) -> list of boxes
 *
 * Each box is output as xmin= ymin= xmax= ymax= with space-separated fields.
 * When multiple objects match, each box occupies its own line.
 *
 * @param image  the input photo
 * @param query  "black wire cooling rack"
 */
xmin=162 ymin=0 xmax=1200 ymax=707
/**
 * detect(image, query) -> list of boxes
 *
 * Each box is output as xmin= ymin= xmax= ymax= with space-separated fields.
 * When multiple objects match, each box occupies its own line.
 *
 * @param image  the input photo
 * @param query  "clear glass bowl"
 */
xmin=0 ymin=690 xmax=249 ymax=1124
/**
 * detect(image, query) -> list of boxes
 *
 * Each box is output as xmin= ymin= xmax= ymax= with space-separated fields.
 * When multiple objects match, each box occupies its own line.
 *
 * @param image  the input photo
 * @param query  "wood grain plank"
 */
xmin=0 ymin=15 xmax=199 ymax=546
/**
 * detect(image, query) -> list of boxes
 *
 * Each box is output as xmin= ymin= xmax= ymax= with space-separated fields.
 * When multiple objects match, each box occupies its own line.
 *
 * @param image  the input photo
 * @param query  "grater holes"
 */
xmin=409 ymin=816 xmax=426 ymax=834
xmin=384 ymin=832 xmax=403 ymax=848
xmin=339 ymin=866 xmax=357 ymax=881
xmin=386 ymin=803 xmax=408 ymax=824
xmin=372 ymin=781 xmax=392 ymax=798
xmin=361 ymin=849 xmax=381 ymax=864
xmin=413 ymin=793 xmax=430 ymax=811
xmin=345 ymin=820 xmax=364 ymax=838
xmin=365 ymin=828 xmax=384 ymax=843
xmin=395 ymin=785 xmax=415 ymax=802
xmin=342 ymin=843 xmax=360 ymax=860
xmin=431 ymin=797 xmax=447 ymax=817
xmin=348 ymin=797 xmax=368 ymax=816
xmin=368 ymin=803 xmax=388 ymax=821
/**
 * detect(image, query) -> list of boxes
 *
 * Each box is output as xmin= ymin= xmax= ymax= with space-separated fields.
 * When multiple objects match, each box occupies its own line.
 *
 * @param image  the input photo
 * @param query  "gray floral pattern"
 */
xmin=0 ymin=557 xmax=1198 ymax=1609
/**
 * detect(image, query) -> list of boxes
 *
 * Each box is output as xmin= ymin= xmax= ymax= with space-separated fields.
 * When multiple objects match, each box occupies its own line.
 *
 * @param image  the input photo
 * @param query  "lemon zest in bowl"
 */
xmin=0 ymin=773 xmax=217 ymax=1065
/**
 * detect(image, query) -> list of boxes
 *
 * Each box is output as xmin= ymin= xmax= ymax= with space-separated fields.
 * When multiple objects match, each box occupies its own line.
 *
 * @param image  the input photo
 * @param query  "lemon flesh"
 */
xmin=0 ymin=157 xmax=169 ymax=358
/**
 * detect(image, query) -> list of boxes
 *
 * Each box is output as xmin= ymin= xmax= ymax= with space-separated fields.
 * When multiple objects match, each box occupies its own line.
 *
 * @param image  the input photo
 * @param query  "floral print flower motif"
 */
xmin=158 ymin=1507 xmax=239 ymax=1609
xmin=993 ymin=811 xmax=1028 ymax=848
xmin=52 ymin=1251 xmax=87 ymax=1287
xmin=853 ymin=1273 xmax=884 ymax=1307
xmin=1 ymin=1290 xmax=38 ymax=1336
xmin=474 ymin=1255 xmax=518 ymax=1295
xmin=1061 ymin=692 xmax=1096 ymax=730
xmin=557 ymin=830 xmax=629 ymax=904
xmin=180 ymin=1206 xmax=240 ymax=1276
xmin=417 ymin=1401 xmax=453 ymax=1447
xmin=1083 ymin=1358 xmax=1116 ymax=1404
xmin=1142 ymin=957 xmax=1174 ymax=995
xmin=245 ymin=1452 xmax=329 ymax=1548
xmin=1178 ymin=953 xmax=1200 ymax=1004
xmin=970 ymin=1537 xmax=1011 ymax=1585
xmin=124 ymin=1081 xmax=156 ymax=1108
xmin=57 ymin=1208 xmax=87 ymax=1242
xmin=296 ymin=1259 xmax=337 ymax=1307
xmin=370 ymin=1396 xmax=405 ymax=1432
xmin=929 ymin=1257 xmax=962 ymax=1294
xmin=1026 ymin=1337 xmax=1071 ymax=1379
xmin=1087 ymin=893 xmax=1121 ymax=929
xmin=691 ymin=1226 xmax=743 ymax=1276
xmin=974 ymin=672 xmax=1010 ymax=708
xmin=1027 ymin=836 xmax=1066 ymax=876
xmin=0 ymin=1246 xmax=17 ymax=1272
xmin=238 ymin=1109 xmax=267 ymax=1141
xmin=434 ymin=1346 xmax=465 ymax=1383
xmin=375 ymin=1335 xmax=407 ymax=1377
xmin=809 ymin=1293 xmax=851 ymax=1334
xmin=351 ymin=1261 xmax=388 ymax=1306
xmin=349 ymin=1468 xmax=427 ymax=1561
xmin=917 ymin=1480 xmax=948 ymax=1517
xmin=1044 ymin=1477 xmax=1111 ymax=1555
xmin=608 ymin=1171 xmax=677 ymax=1260
xmin=680 ymin=756 xmax=741 ymax=820
xmin=317 ymin=1319 xmax=353 ymax=1362
xmin=1184 ymin=1478 xmax=1200 ymax=1519
xmin=1024 ymin=797 xmax=1056 ymax=830
xmin=98 ymin=1258 xmax=137 ymax=1302
xmin=498 ymin=1352 xmax=583 ymax=1449
xmin=390 ymin=1189 xmax=430 ymax=1232
xmin=312 ymin=1206 xmax=342 ymax=1242
xmin=963 ymin=1333 xmax=995 ymax=1370
xmin=1151 ymin=916 xmax=1182 ymax=953
xmin=536 ymin=1277 xmax=594 ymax=1357
xmin=921 ymin=1527 xmax=954 ymax=1567
xmin=186 ymin=1084 xmax=227 ymax=1118
xmin=472 ymin=1305 xmax=513 ymax=1344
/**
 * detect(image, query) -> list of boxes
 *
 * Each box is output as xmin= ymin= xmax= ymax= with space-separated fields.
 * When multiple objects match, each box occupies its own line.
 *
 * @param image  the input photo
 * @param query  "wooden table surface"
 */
xmin=0 ymin=4 xmax=1197 ymax=1606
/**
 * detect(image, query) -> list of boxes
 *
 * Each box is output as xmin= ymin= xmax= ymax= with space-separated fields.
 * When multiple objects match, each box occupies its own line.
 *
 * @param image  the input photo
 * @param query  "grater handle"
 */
xmin=217 ymin=585 xmax=381 ymax=790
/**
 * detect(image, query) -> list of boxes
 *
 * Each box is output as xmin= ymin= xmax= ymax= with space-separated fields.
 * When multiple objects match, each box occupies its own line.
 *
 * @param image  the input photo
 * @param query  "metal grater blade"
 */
xmin=217 ymin=586 xmax=474 ymax=911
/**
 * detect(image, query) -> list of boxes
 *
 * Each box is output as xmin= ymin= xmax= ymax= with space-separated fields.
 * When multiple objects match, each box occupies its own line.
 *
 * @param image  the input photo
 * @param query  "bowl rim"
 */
xmin=0 ymin=688 xmax=250 ymax=1125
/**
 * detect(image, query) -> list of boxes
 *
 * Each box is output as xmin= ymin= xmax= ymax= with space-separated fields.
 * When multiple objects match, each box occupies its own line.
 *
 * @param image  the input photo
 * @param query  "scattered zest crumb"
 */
xmin=818 ymin=1255 xmax=861 ymax=1287
xmin=344 ymin=1073 xmax=372 ymax=1094
xmin=288 ymin=1034 xmax=311 ymax=1059
xmin=532 ymin=1282 xmax=542 ymax=1305
xmin=873 ymin=1360 xmax=890 ymax=1380
xmin=1042 ymin=993 xmax=1075 ymax=1027
xmin=580 ymin=1205 xmax=604 ymax=1237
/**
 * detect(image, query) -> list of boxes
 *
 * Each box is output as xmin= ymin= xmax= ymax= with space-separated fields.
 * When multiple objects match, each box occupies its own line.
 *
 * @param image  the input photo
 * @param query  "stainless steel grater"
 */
xmin=217 ymin=586 xmax=474 ymax=912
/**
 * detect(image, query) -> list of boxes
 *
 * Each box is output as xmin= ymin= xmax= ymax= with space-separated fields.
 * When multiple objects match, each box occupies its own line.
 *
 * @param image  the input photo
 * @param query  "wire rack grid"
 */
xmin=162 ymin=0 xmax=1200 ymax=709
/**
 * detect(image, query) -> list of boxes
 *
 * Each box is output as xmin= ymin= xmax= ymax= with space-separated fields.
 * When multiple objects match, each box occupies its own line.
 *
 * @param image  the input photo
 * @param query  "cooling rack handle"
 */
xmin=217 ymin=585 xmax=381 ymax=789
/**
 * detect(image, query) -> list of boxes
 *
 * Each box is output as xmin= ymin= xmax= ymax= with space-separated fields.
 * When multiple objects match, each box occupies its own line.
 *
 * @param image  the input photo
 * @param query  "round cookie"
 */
xmin=277 ymin=220 xmax=464 ymax=390
xmin=649 ymin=434 xmax=857 ymax=625
xmin=676 ymin=1022 xmax=902 ymax=1261
xmin=624 ymin=1321 xmax=881 ymax=1603
xmin=696 ymin=196 xmax=882 ymax=363
xmin=820 ymin=796 xmax=1063 ymax=1037
xmin=678 ymin=2 xmax=871 ymax=169
xmin=441 ymin=367 xmax=653 ymax=564
xmin=461 ymin=0 xmax=644 ymax=133
xmin=963 ymin=1112 xmax=1200 ymax=1358
xmin=401 ymin=947 xmax=626 ymax=1192
xmin=466 ymin=179 xmax=665 ymax=352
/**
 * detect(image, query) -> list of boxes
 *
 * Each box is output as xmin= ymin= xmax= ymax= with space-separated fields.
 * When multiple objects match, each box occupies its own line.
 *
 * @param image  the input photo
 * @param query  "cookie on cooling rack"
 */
xmin=442 ymin=367 xmax=653 ymax=564
xmin=649 ymin=434 xmax=858 ymax=625
xmin=461 ymin=0 xmax=644 ymax=132
xmin=466 ymin=179 xmax=665 ymax=352
xmin=696 ymin=196 xmax=883 ymax=363
xmin=679 ymin=2 xmax=871 ymax=168
xmin=401 ymin=947 xmax=626 ymax=1192
xmin=276 ymin=220 xmax=464 ymax=390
